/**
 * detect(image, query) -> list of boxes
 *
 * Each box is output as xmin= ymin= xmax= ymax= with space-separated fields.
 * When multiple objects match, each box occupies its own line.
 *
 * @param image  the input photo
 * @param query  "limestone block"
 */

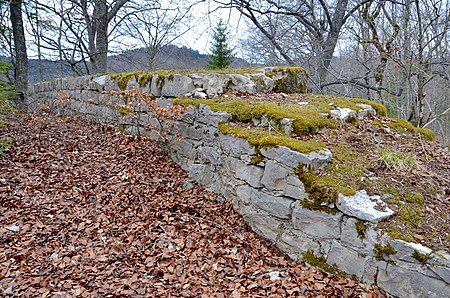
xmin=249 ymin=191 xmax=294 ymax=219
xmin=177 ymin=107 xmax=197 ymax=124
xmin=427 ymin=252 xmax=450 ymax=284
xmin=356 ymin=103 xmax=376 ymax=120
xmin=248 ymin=73 xmax=274 ymax=92
xmin=330 ymin=107 xmax=357 ymax=121
xmin=197 ymin=146 xmax=222 ymax=165
xmin=171 ymin=122 xmax=203 ymax=140
xmin=235 ymin=164 xmax=264 ymax=188
xmin=260 ymin=161 xmax=307 ymax=199
xmin=241 ymin=207 xmax=283 ymax=243
xmin=260 ymin=146 xmax=332 ymax=169
xmin=189 ymin=163 xmax=221 ymax=192
xmin=388 ymin=239 xmax=433 ymax=263
xmin=197 ymin=104 xmax=231 ymax=126
xmin=326 ymin=240 xmax=377 ymax=282
xmin=261 ymin=161 xmax=289 ymax=190
xmin=292 ymin=203 xmax=342 ymax=239
xmin=336 ymin=190 xmax=394 ymax=223
xmin=219 ymin=134 xmax=256 ymax=156
xmin=277 ymin=228 xmax=323 ymax=261
xmin=201 ymin=125 xmax=220 ymax=143
xmin=169 ymin=139 xmax=197 ymax=161
xmin=340 ymin=216 xmax=378 ymax=255
xmin=235 ymin=184 xmax=253 ymax=205
xmin=161 ymin=74 xmax=196 ymax=98
xmin=377 ymin=261 xmax=450 ymax=298
xmin=280 ymin=118 xmax=293 ymax=135
xmin=223 ymin=157 xmax=245 ymax=176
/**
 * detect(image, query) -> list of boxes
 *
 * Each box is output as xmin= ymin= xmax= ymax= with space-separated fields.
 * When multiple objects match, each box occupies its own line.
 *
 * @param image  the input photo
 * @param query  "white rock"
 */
xmin=6 ymin=225 xmax=20 ymax=232
xmin=330 ymin=107 xmax=357 ymax=121
xmin=267 ymin=271 xmax=282 ymax=281
xmin=336 ymin=190 xmax=394 ymax=223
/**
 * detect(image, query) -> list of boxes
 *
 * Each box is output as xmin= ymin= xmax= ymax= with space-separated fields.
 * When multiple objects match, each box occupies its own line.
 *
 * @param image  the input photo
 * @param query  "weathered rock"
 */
xmin=292 ymin=204 xmax=343 ymax=239
xmin=326 ymin=240 xmax=368 ymax=280
xmin=220 ymin=135 xmax=256 ymax=156
xmin=280 ymin=118 xmax=293 ymax=135
xmin=249 ymin=191 xmax=294 ymax=219
xmin=161 ymin=74 xmax=196 ymax=97
xmin=330 ymin=107 xmax=357 ymax=121
xmin=236 ymin=164 xmax=265 ymax=188
xmin=336 ymin=190 xmax=394 ymax=223
xmin=197 ymin=146 xmax=222 ymax=165
xmin=261 ymin=161 xmax=289 ymax=190
xmin=389 ymin=239 xmax=433 ymax=263
xmin=260 ymin=146 xmax=332 ymax=169
xmin=242 ymin=207 xmax=283 ymax=243
xmin=340 ymin=216 xmax=378 ymax=254
xmin=427 ymin=252 xmax=450 ymax=284
xmin=377 ymin=261 xmax=450 ymax=298
xmin=277 ymin=229 xmax=324 ymax=261
xmin=196 ymin=104 xmax=231 ymax=126
xmin=356 ymin=103 xmax=377 ymax=120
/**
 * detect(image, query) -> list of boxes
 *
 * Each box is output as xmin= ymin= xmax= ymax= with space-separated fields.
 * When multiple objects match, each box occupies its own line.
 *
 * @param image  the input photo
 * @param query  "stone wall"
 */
xmin=30 ymin=68 xmax=449 ymax=298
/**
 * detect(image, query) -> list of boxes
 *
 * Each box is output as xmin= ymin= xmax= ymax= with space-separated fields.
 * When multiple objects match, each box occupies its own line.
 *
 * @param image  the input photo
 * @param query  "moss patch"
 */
xmin=175 ymin=98 xmax=332 ymax=136
xmin=374 ymin=243 xmax=397 ymax=264
xmin=295 ymin=165 xmax=354 ymax=214
xmin=119 ymin=107 xmax=132 ymax=117
xmin=219 ymin=123 xmax=327 ymax=153
xmin=412 ymin=250 xmax=431 ymax=264
xmin=0 ymin=138 xmax=12 ymax=154
xmin=373 ymin=118 xmax=435 ymax=141
xmin=302 ymin=250 xmax=348 ymax=277
xmin=379 ymin=150 xmax=417 ymax=170
xmin=355 ymin=220 xmax=370 ymax=240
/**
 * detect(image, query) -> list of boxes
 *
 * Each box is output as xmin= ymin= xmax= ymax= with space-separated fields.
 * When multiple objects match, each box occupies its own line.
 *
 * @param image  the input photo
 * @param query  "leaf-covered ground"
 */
xmin=0 ymin=114 xmax=386 ymax=297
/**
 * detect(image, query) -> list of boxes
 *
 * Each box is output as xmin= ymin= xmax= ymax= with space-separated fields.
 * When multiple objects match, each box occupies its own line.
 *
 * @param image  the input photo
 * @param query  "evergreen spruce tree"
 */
xmin=207 ymin=19 xmax=234 ymax=69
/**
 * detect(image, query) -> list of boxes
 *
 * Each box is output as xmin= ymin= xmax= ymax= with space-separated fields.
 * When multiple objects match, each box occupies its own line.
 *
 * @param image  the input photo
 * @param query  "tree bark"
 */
xmin=10 ymin=0 xmax=28 ymax=107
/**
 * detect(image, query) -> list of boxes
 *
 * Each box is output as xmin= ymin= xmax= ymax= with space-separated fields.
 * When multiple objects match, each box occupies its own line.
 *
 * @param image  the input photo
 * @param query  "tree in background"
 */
xmin=207 ymin=19 xmax=234 ymax=70
xmin=9 ymin=0 xmax=28 ymax=107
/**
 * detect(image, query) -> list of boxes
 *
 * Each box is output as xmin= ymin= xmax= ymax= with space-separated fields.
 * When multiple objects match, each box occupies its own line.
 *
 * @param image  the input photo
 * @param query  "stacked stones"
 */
xmin=30 ymin=68 xmax=449 ymax=298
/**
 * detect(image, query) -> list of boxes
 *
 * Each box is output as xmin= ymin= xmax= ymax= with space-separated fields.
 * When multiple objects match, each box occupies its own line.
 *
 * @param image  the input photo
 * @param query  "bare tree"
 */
xmin=10 ymin=0 xmax=28 ymax=106
xmin=118 ymin=0 xmax=195 ymax=70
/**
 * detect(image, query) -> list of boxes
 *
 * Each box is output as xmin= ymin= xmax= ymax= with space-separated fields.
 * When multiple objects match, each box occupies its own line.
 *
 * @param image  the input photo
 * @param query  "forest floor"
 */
xmin=0 ymin=113 xmax=387 ymax=297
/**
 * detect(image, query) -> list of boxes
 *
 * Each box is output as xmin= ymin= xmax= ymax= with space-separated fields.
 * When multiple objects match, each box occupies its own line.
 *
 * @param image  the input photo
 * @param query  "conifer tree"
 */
xmin=207 ymin=19 xmax=234 ymax=69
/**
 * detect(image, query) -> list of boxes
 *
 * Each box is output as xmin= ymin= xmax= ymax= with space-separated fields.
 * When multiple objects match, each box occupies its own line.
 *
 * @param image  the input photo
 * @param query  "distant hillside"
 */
xmin=107 ymin=45 xmax=250 ymax=73
xmin=2 ymin=45 xmax=251 ymax=84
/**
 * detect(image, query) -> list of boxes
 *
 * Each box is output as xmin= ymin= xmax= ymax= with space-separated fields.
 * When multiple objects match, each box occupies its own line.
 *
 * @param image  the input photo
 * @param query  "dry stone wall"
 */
xmin=30 ymin=69 xmax=449 ymax=298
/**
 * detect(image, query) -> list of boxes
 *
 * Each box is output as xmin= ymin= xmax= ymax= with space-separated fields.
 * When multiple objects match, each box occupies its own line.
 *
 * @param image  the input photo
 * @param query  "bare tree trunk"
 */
xmin=10 ymin=0 xmax=28 ymax=108
xmin=93 ymin=0 xmax=108 ymax=73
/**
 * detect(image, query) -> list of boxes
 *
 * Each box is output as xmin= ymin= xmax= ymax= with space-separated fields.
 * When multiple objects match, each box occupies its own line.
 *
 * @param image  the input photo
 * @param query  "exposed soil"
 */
xmin=0 ymin=113 xmax=386 ymax=297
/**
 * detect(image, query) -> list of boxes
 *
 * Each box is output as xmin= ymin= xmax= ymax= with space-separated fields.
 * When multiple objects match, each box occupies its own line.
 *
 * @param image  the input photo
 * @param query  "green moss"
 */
xmin=175 ymin=98 xmax=332 ymax=136
xmin=118 ymin=123 xmax=127 ymax=133
xmin=355 ymin=220 xmax=370 ymax=240
xmin=0 ymin=119 xmax=8 ymax=127
xmin=119 ymin=107 xmax=132 ymax=117
xmin=219 ymin=123 xmax=327 ymax=153
xmin=387 ymin=118 xmax=435 ymax=141
xmin=250 ymin=154 xmax=265 ymax=165
xmin=412 ymin=250 xmax=431 ymax=264
xmin=302 ymin=250 xmax=347 ymax=276
xmin=374 ymin=243 xmax=397 ymax=262
xmin=404 ymin=192 xmax=424 ymax=205
xmin=350 ymin=98 xmax=387 ymax=116
xmin=295 ymin=165 xmax=354 ymax=214
xmin=0 ymin=138 xmax=12 ymax=154
xmin=379 ymin=150 xmax=417 ymax=170
xmin=109 ymin=71 xmax=138 ymax=90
